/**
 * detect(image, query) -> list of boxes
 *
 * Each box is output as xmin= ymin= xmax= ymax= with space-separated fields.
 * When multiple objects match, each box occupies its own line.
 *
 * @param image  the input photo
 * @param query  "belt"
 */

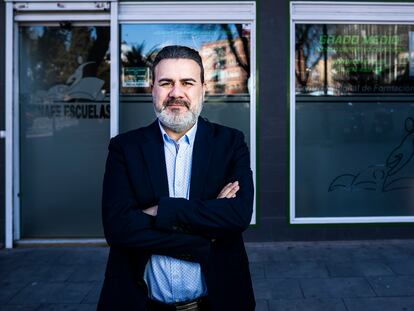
xmin=147 ymin=296 xmax=211 ymax=311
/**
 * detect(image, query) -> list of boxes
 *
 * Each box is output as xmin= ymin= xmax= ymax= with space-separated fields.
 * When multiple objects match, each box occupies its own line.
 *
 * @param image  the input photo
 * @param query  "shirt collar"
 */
xmin=158 ymin=120 xmax=198 ymax=146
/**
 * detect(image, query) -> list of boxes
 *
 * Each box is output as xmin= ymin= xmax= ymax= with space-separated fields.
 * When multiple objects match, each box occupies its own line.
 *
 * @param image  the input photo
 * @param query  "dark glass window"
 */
xmin=295 ymin=24 xmax=414 ymax=219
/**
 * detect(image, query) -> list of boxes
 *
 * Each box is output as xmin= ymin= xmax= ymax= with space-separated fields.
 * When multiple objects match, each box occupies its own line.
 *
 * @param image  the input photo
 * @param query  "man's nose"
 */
xmin=168 ymin=84 xmax=185 ymax=98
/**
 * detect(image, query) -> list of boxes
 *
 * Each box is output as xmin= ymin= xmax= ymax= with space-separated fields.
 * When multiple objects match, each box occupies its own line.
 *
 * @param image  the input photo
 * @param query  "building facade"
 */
xmin=1 ymin=0 xmax=414 ymax=248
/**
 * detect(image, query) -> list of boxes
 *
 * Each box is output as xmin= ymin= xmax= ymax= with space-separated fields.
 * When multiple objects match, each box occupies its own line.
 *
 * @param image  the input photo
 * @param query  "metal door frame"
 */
xmin=4 ymin=0 xmax=117 ymax=248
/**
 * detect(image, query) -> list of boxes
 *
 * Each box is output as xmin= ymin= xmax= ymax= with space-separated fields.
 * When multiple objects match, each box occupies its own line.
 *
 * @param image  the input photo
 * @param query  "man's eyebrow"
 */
xmin=157 ymin=78 xmax=198 ymax=83
xmin=180 ymin=78 xmax=197 ymax=83
xmin=157 ymin=78 xmax=174 ymax=83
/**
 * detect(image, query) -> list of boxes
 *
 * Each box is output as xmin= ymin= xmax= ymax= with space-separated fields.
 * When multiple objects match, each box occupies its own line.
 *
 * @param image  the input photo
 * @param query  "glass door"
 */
xmin=18 ymin=23 xmax=110 ymax=237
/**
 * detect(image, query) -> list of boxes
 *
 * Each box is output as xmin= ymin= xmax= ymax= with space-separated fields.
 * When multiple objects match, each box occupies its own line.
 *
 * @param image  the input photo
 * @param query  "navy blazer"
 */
xmin=98 ymin=117 xmax=255 ymax=310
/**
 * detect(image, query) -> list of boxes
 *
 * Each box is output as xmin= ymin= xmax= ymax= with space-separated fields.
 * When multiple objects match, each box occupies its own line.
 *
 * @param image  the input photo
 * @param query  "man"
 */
xmin=98 ymin=45 xmax=255 ymax=311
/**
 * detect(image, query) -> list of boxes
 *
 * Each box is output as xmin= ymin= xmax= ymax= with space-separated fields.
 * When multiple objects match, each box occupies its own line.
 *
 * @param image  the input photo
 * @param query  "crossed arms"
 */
xmin=102 ymin=130 xmax=253 ymax=258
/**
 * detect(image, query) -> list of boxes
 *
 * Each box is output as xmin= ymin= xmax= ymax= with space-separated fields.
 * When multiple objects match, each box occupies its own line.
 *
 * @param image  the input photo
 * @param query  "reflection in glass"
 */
xmin=119 ymin=24 xmax=251 ymax=144
xmin=19 ymin=25 xmax=110 ymax=237
xmin=294 ymin=23 xmax=414 ymax=219
xmin=296 ymin=24 xmax=414 ymax=95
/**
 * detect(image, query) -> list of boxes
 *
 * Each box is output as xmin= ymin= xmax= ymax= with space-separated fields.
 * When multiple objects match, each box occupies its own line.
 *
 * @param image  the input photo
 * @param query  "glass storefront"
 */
xmin=294 ymin=23 xmax=414 ymax=219
xmin=19 ymin=25 xmax=110 ymax=237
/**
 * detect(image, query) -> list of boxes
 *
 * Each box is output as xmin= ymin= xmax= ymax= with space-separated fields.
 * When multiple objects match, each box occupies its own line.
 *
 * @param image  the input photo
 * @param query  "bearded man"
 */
xmin=98 ymin=45 xmax=255 ymax=311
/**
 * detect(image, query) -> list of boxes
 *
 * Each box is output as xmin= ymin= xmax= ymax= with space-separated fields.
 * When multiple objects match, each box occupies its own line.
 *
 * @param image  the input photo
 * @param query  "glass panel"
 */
xmin=295 ymin=24 xmax=414 ymax=218
xmin=19 ymin=25 xmax=110 ymax=237
xmin=119 ymin=24 xmax=251 ymax=144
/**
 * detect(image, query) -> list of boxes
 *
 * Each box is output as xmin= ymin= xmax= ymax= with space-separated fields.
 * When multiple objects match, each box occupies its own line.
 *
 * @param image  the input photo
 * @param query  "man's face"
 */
xmin=152 ymin=58 xmax=205 ymax=133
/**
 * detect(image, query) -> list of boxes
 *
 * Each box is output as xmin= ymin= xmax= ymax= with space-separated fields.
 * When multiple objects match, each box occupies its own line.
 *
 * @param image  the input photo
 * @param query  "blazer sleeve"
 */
xmin=154 ymin=130 xmax=254 ymax=239
xmin=102 ymin=137 xmax=211 ymax=258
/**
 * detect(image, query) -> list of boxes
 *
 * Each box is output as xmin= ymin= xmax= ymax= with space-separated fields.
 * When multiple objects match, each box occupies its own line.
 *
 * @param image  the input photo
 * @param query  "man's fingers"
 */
xmin=217 ymin=181 xmax=239 ymax=199
xmin=221 ymin=183 xmax=237 ymax=197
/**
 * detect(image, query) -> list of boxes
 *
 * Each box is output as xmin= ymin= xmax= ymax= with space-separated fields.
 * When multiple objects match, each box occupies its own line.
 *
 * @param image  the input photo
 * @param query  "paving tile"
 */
xmin=255 ymin=299 xmax=269 ymax=311
xmin=265 ymin=261 xmax=329 ymax=278
xmin=280 ymin=245 xmax=331 ymax=261
xmin=249 ymin=262 xmax=265 ymax=279
xmin=245 ymin=247 xmax=277 ymax=262
xmin=300 ymin=278 xmax=375 ymax=298
xmin=81 ymin=282 xmax=103 ymax=304
xmin=67 ymin=264 xmax=105 ymax=282
xmin=269 ymin=298 xmax=347 ymax=311
xmin=8 ymin=282 xmax=95 ymax=304
xmin=3 ymin=265 xmax=76 ymax=283
xmin=253 ymin=278 xmax=303 ymax=300
xmin=385 ymin=259 xmax=414 ymax=276
xmin=368 ymin=276 xmax=414 ymax=296
xmin=55 ymin=248 xmax=108 ymax=266
xmin=322 ymin=246 xmax=383 ymax=262
xmin=344 ymin=297 xmax=414 ymax=311
xmin=0 ymin=254 xmax=25 ymax=273
xmin=6 ymin=249 xmax=66 ymax=266
xmin=379 ymin=244 xmax=414 ymax=261
xmin=326 ymin=261 xmax=395 ymax=277
xmin=0 ymin=281 xmax=30 ymax=304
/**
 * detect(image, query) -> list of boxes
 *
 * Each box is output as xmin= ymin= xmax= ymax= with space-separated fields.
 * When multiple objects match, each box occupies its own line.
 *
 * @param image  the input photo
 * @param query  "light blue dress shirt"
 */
xmin=143 ymin=121 xmax=207 ymax=304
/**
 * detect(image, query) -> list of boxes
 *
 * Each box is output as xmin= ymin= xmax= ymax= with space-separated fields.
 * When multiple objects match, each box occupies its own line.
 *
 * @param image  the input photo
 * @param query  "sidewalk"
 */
xmin=1 ymin=240 xmax=414 ymax=311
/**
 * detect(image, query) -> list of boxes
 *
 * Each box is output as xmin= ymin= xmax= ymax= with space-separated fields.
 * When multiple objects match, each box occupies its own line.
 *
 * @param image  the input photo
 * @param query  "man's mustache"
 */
xmin=163 ymin=98 xmax=190 ymax=109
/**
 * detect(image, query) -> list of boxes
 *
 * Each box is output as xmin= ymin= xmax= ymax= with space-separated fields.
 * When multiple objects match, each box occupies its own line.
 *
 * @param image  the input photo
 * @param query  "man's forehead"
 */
xmin=154 ymin=58 xmax=201 ymax=79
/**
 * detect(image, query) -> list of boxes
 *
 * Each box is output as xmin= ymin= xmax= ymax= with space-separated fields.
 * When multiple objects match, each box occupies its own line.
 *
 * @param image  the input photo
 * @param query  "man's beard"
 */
xmin=155 ymin=97 xmax=203 ymax=133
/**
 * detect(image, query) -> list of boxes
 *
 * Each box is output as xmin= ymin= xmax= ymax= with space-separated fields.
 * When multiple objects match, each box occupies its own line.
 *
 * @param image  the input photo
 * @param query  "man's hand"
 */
xmin=143 ymin=182 xmax=239 ymax=216
xmin=143 ymin=205 xmax=158 ymax=216
xmin=217 ymin=181 xmax=239 ymax=199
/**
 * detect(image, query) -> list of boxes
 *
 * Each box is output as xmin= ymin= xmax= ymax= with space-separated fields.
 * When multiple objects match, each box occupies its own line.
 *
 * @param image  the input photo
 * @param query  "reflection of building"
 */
xmin=296 ymin=52 xmax=335 ymax=95
xmin=200 ymin=38 xmax=249 ymax=94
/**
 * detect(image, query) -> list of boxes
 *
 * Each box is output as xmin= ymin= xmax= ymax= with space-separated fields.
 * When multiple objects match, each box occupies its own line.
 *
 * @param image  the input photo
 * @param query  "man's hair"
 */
xmin=152 ymin=45 xmax=205 ymax=84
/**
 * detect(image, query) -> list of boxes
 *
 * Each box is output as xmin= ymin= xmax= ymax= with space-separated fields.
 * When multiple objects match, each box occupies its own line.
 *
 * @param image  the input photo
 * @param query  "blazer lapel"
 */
xmin=141 ymin=120 xmax=169 ymax=199
xmin=190 ymin=117 xmax=214 ymax=199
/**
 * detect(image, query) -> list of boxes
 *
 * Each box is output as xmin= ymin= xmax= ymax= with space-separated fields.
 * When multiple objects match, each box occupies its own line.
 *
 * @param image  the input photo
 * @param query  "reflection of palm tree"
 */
xmin=220 ymin=24 xmax=250 ymax=77
xmin=122 ymin=43 xmax=158 ymax=68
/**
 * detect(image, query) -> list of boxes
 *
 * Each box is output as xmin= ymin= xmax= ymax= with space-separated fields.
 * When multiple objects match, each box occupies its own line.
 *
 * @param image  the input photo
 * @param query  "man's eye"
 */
xmin=159 ymin=82 xmax=172 ymax=87
xmin=182 ymin=81 xmax=194 ymax=86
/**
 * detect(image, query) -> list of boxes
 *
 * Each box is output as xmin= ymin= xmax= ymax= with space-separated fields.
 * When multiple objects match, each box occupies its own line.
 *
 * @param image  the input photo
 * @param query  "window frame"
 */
xmin=290 ymin=1 xmax=414 ymax=224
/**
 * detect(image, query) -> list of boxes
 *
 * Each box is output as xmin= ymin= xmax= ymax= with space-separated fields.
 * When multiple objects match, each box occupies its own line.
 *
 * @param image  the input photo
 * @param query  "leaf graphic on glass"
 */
xmin=329 ymin=117 xmax=414 ymax=192
xmin=36 ymin=62 xmax=105 ymax=102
